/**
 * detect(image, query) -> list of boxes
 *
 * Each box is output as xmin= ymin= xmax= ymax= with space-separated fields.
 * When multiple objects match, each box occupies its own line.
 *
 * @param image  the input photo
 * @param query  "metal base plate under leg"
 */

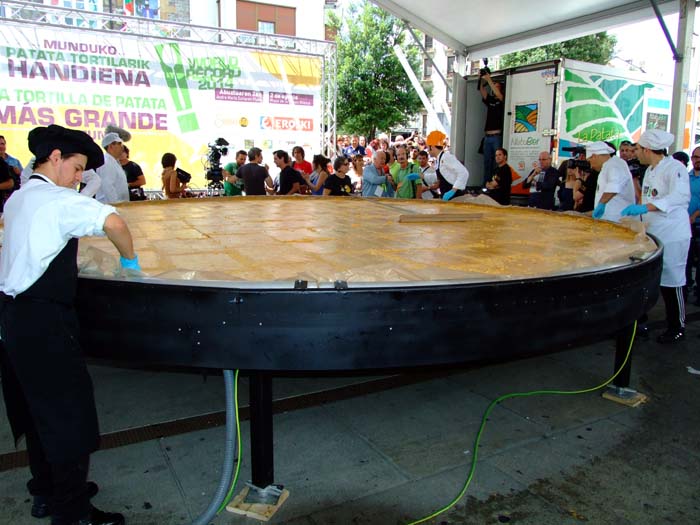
xmin=226 ymin=483 xmax=290 ymax=522
xmin=602 ymin=385 xmax=649 ymax=407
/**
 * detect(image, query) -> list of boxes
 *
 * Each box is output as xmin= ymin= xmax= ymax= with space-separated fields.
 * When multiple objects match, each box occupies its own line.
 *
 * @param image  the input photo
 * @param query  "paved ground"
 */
xmin=1 ymin=301 xmax=698 ymax=525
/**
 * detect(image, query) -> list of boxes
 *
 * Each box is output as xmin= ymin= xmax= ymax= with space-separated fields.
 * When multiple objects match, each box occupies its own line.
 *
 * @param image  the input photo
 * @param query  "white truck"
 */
xmin=457 ymin=58 xmax=688 ymax=201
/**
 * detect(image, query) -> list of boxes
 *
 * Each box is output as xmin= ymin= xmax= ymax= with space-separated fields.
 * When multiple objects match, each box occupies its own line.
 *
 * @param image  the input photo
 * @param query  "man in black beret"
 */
xmin=0 ymin=125 xmax=139 ymax=525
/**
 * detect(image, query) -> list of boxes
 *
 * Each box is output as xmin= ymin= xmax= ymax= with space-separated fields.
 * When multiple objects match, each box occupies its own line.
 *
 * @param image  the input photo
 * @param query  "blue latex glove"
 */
xmin=621 ymin=204 xmax=648 ymax=217
xmin=405 ymin=173 xmax=421 ymax=182
xmin=592 ymin=202 xmax=606 ymax=219
xmin=442 ymin=189 xmax=456 ymax=201
xmin=120 ymin=254 xmax=141 ymax=271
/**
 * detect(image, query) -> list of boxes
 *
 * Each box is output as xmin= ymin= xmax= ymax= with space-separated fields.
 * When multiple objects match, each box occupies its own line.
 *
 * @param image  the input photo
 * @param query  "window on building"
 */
xmin=423 ymin=59 xmax=432 ymax=78
xmin=424 ymin=35 xmax=433 ymax=50
xmin=421 ymin=114 xmax=428 ymax=136
xmin=258 ymin=20 xmax=275 ymax=34
xmin=237 ymin=0 xmax=296 ymax=36
xmin=446 ymin=55 xmax=455 ymax=77
xmin=446 ymin=88 xmax=453 ymax=106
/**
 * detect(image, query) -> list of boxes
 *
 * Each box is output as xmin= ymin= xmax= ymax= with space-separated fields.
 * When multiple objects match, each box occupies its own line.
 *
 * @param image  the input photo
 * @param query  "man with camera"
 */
xmin=479 ymin=61 xmax=504 ymax=185
xmin=586 ymin=141 xmax=635 ymax=222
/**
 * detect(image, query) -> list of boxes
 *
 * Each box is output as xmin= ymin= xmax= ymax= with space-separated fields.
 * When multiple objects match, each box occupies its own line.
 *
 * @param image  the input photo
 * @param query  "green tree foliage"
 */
xmin=333 ymin=1 xmax=426 ymax=138
xmin=500 ymin=33 xmax=617 ymax=69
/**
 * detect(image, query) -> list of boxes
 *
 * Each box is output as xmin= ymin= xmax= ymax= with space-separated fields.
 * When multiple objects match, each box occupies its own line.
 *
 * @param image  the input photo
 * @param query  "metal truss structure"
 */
xmin=0 ymin=0 xmax=337 ymax=157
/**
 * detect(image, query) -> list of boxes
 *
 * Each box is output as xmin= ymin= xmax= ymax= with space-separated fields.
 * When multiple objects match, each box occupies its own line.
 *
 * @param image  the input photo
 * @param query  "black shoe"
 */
xmin=51 ymin=506 xmax=124 ymax=525
xmin=656 ymin=330 xmax=685 ymax=344
xmin=33 ymin=482 xmax=99 ymax=518
xmin=637 ymin=324 xmax=649 ymax=340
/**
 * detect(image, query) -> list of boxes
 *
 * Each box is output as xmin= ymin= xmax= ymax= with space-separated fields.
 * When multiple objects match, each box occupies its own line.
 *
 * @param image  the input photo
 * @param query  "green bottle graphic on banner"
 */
xmin=155 ymin=42 xmax=199 ymax=133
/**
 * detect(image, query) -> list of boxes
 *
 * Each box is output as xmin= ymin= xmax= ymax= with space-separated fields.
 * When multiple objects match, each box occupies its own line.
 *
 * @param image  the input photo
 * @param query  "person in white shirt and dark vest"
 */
xmin=425 ymin=130 xmax=469 ymax=201
xmin=0 ymin=125 xmax=140 ymax=525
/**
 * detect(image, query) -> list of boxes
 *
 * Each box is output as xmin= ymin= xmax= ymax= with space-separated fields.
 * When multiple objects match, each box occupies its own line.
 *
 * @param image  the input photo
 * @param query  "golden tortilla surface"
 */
xmin=78 ymin=196 xmax=657 ymax=284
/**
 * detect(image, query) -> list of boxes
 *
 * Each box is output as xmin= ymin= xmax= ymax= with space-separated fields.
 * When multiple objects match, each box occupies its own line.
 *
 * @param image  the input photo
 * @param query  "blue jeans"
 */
xmin=483 ymin=134 xmax=502 ymax=184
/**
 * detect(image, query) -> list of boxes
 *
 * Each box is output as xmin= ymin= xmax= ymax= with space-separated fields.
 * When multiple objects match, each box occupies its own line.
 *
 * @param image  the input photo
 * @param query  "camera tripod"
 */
xmin=206 ymin=181 xmax=225 ymax=197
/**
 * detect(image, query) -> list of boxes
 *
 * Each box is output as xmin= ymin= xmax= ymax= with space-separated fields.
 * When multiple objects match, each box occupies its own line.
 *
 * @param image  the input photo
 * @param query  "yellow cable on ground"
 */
xmin=407 ymin=323 xmax=637 ymax=525
xmin=217 ymin=369 xmax=242 ymax=513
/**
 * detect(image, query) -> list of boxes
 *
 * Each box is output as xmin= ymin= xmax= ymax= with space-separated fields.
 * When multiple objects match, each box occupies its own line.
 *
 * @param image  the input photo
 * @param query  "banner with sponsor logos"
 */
xmin=0 ymin=22 xmax=323 ymax=188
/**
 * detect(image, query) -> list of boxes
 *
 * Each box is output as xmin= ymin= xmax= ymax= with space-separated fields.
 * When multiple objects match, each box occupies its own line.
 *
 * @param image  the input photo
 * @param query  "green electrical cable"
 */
xmin=217 ymin=369 xmax=242 ymax=514
xmin=406 ymin=322 xmax=637 ymax=525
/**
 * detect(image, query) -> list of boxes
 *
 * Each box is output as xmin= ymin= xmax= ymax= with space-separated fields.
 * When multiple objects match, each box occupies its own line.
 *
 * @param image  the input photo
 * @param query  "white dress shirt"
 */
xmin=594 ymin=156 xmax=635 ymax=222
xmin=435 ymin=151 xmax=469 ymax=190
xmin=95 ymin=154 xmax=129 ymax=204
xmin=0 ymin=175 xmax=115 ymax=297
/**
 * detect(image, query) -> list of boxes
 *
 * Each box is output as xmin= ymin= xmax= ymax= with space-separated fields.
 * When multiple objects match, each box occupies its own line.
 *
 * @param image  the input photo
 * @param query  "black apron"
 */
xmin=435 ymin=151 xmax=465 ymax=200
xmin=0 ymin=175 xmax=100 ymax=463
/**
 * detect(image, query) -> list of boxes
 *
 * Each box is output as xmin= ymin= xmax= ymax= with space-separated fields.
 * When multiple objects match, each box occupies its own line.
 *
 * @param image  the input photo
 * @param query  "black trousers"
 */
xmin=685 ymin=223 xmax=700 ymax=290
xmin=0 ymin=298 xmax=98 ymax=521
xmin=660 ymin=286 xmax=685 ymax=333
xmin=1 ymin=344 xmax=92 ymax=521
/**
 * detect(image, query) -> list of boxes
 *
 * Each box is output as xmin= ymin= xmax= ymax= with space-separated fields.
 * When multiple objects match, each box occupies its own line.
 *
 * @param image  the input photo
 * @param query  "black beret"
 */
xmin=28 ymin=125 xmax=104 ymax=171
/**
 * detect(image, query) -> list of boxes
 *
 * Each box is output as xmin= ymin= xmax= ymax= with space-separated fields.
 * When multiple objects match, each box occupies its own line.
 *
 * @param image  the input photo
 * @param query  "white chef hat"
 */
xmin=585 ymin=141 xmax=615 ymax=156
xmin=637 ymin=129 xmax=674 ymax=150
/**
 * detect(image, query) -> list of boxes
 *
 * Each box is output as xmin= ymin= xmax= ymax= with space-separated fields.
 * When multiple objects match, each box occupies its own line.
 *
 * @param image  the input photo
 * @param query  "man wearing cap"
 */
xmin=621 ymin=129 xmax=691 ymax=344
xmin=587 ymin=141 xmax=635 ymax=222
xmin=425 ymin=130 xmax=469 ymax=201
xmin=94 ymin=132 xmax=130 ymax=204
xmin=0 ymin=124 xmax=139 ymax=525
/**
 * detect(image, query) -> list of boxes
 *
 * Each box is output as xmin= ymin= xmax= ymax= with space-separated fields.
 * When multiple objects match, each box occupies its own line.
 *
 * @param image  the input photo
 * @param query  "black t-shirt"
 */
xmin=323 ymin=174 xmax=354 ymax=196
xmin=122 ymin=160 xmax=144 ymax=184
xmin=488 ymin=164 xmax=512 ymax=205
xmin=0 ymin=157 xmax=15 ymax=212
xmin=482 ymin=94 xmax=504 ymax=132
xmin=278 ymin=165 xmax=307 ymax=195
xmin=237 ymin=163 xmax=269 ymax=196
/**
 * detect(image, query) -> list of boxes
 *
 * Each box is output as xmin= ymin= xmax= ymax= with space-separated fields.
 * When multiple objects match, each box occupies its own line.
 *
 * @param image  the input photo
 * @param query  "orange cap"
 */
xmin=425 ymin=130 xmax=446 ymax=147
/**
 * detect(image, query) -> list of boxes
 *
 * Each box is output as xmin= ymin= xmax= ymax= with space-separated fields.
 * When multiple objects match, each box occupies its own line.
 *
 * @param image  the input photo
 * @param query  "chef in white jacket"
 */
xmin=621 ymin=129 xmax=691 ymax=344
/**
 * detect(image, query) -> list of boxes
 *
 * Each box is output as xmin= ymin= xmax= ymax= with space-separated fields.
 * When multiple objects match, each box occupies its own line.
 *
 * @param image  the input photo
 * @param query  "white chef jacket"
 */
xmin=594 ymin=156 xmax=635 ymax=222
xmin=95 ymin=153 xmax=129 ymax=204
xmin=641 ymin=156 xmax=691 ymax=286
xmin=0 ymin=174 xmax=115 ymax=297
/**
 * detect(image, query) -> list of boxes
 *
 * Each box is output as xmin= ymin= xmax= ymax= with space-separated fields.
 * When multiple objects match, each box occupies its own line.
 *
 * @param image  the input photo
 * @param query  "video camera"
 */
xmin=176 ymin=167 xmax=192 ymax=183
xmin=205 ymin=137 xmax=230 ymax=184
xmin=562 ymin=145 xmax=586 ymax=156
xmin=566 ymin=158 xmax=591 ymax=171
xmin=479 ymin=58 xmax=491 ymax=77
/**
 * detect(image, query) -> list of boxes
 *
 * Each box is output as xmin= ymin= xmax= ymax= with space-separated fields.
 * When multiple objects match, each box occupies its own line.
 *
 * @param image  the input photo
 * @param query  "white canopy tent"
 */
xmin=371 ymin=0 xmax=695 ymax=152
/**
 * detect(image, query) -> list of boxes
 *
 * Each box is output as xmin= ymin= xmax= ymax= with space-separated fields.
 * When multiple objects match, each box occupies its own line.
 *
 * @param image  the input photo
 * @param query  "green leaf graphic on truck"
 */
xmin=563 ymin=69 xmax=653 ymax=145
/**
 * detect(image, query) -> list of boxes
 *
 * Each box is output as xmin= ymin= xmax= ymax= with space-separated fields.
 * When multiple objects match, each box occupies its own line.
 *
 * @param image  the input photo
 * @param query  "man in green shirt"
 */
xmin=223 ymin=150 xmax=247 ymax=196
xmin=394 ymin=147 xmax=421 ymax=199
